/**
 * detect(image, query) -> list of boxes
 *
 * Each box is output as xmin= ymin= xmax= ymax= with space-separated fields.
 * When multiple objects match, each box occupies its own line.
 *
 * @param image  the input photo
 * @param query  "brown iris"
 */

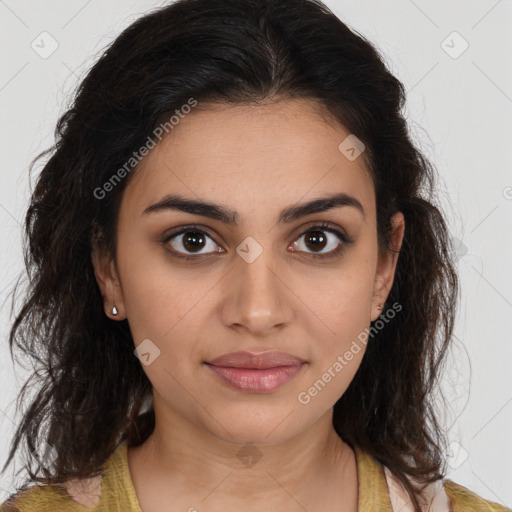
xmin=182 ymin=231 xmax=206 ymax=253
xmin=304 ymin=230 xmax=327 ymax=252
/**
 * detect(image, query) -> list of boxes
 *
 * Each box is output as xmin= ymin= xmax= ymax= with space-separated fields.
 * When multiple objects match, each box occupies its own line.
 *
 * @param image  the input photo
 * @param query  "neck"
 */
xmin=127 ymin=400 xmax=358 ymax=511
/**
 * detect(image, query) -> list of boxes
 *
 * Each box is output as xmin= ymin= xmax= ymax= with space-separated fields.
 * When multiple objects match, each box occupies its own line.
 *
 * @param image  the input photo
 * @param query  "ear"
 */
xmin=370 ymin=211 xmax=405 ymax=322
xmin=91 ymin=242 xmax=126 ymax=320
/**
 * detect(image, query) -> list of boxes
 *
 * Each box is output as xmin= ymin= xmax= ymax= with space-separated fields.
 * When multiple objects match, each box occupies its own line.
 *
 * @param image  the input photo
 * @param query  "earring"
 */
xmin=111 ymin=305 xmax=118 ymax=316
xmin=376 ymin=303 xmax=383 ymax=310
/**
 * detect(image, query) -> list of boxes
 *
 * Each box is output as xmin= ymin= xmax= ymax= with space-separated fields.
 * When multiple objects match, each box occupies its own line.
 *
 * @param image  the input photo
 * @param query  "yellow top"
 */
xmin=1 ymin=441 xmax=509 ymax=512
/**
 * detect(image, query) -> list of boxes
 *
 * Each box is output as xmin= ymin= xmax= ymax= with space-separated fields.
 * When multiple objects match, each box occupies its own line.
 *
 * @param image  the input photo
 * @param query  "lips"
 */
xmin=204 ymin=351 xmax=307 ymax=393
xmin=205 ymin=350 xmax=306 ymax=369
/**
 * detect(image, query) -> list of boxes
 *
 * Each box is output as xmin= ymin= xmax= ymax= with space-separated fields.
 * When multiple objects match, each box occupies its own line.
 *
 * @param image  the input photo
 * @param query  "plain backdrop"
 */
xmin=0 ymin=0 xmax=511 ymax=506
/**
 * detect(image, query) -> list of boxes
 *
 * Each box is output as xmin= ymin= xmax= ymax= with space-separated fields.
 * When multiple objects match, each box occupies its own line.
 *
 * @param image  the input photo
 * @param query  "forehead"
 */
xmin=121 ymin=98 xmax=375 ymax=223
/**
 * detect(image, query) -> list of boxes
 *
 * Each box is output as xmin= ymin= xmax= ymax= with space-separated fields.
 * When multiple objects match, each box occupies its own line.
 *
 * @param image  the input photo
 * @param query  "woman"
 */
xmin=1 ymin=0 xmax=509 ymax=511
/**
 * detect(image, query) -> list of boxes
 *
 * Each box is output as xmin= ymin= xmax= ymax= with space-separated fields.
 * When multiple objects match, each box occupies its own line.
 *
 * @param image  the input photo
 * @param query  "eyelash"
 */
xmin=160 ymin=222 xmax=353 ymax=261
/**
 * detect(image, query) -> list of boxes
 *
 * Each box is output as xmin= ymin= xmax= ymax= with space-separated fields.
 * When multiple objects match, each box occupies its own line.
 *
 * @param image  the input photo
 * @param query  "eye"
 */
xmin=161 ymin=222 xmax=353 ymax=260
xmin=161 ymin=225 xmax=223 ymax=259
xmin=289 ymin=222 xmax=352 ymax=258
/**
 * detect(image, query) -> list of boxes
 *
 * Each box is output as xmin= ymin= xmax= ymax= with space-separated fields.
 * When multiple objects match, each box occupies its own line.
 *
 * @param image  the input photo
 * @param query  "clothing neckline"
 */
xmin=106 ymin=439 xmax=393 ymax=512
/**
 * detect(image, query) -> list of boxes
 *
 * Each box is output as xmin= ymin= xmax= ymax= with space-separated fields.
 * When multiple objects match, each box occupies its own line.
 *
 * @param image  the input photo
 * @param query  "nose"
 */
xmin=219 ymin=247 xmax=294 ymax=336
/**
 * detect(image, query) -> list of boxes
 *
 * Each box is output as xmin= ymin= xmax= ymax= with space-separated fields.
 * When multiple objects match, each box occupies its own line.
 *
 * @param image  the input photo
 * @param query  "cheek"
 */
xmin=121 ymin=273 xmax=194 ymax=347
xmin=296 ymin=285 xmax=372 ymax=408
xmin=301 ymin=254 xmax=376 ymax=336
xmin=114 ymin=231 xmax=181 ymax=341
xmin=294 ymin=247 xmax=376 ymax=387
xmin=307 ymin=284 xmax=371 ymax=378
xmin=116 ymin=239 xmax=215 ymax=370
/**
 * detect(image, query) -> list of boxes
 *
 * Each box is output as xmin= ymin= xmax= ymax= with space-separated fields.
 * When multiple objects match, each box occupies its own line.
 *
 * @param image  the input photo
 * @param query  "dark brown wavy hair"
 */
xmin=2 ymin=0 xmax=459 ymax=510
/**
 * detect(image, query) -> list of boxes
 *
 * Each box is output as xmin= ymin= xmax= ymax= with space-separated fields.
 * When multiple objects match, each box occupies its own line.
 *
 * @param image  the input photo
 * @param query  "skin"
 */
xmin=92 ymin=98 xmax=405 ymax=512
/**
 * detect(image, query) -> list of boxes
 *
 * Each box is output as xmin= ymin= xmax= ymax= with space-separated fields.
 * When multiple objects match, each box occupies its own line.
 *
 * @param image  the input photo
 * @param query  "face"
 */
xmin=93 ymin=98 xmax=404 ymax=447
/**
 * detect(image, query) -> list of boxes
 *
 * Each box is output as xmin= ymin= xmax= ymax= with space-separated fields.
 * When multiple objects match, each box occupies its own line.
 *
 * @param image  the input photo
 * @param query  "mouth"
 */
xmin=203 ymin=361 xmax=306 ymax=393
xmin=205 ymin=350 xmax=306 ymax=369
xmin=203 ymin=350 xmax=307 ymax=393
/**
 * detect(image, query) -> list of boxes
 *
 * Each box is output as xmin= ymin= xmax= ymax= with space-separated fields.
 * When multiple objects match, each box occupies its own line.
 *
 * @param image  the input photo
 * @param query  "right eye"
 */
xmin=161 ymin=226 xmax=224 ymax=259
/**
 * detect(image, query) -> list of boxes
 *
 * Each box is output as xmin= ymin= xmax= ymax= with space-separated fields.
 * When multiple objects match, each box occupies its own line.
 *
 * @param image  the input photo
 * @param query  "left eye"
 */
xmin=290 ymin=226 xmax=347 ymax=256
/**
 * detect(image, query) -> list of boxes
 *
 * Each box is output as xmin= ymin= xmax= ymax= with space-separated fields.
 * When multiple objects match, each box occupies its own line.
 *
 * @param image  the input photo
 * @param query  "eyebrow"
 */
xmin=142 ymin=192 xmax=366 ymax=224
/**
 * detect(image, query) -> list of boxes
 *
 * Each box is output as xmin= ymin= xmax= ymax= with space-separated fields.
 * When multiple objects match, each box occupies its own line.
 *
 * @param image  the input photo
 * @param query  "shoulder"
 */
xmin=0 ymin=440 xmax=138 ymax=512
xmin=443 ymin=479 xmax=511 ymax=512
xmin=0 ymin=482 xmax=86 ymax=512
xmin=1 ymin=474 xmax=103 ymax=511
xmin=0 ymin=474 xmax=103 ymax=511
xmin=376 ymin=450 xmax=510 ymax=512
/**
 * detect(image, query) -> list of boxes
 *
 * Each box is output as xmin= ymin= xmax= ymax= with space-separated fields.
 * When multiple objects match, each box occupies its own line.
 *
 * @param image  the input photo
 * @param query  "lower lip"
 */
xmin=204 ymin=363 xmax=305 ymax=393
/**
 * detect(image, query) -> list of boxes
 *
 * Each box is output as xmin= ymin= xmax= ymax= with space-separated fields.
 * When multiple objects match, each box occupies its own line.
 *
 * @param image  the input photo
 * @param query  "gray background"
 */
xmin=0 ymin=0 xmax=511 ymax=506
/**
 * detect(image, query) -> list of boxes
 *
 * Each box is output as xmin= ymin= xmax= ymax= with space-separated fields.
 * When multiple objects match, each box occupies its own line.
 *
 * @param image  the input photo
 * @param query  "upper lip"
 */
xmin=205 ymin=351 xmax=306 ymax=369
